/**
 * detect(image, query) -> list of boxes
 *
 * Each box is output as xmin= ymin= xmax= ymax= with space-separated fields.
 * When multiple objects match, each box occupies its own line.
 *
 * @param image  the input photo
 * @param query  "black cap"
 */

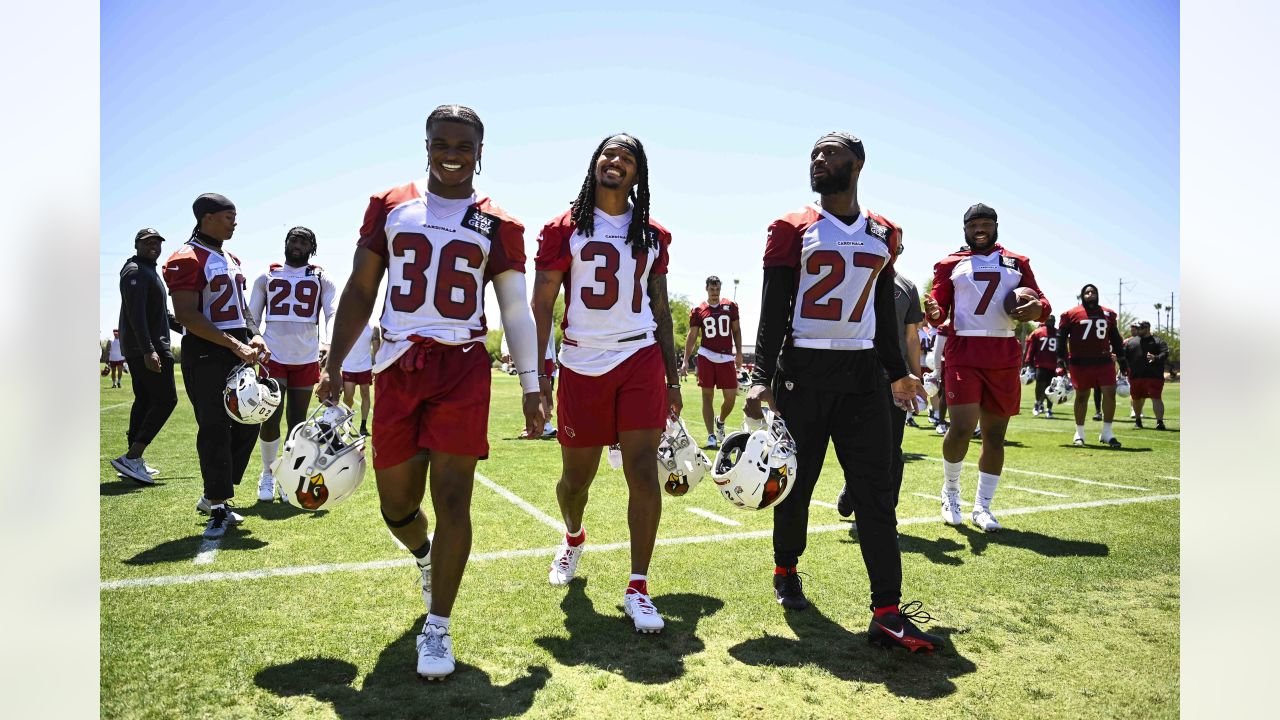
xmin=706 ymin=275 xmax=721 ymax=285
xmin=814 ymin=131 xmax=865 ymax=161
xmin=134 ymin=228 xmax=164 ymax=242
xmin=1138 ymin=320 xmax=1151 ymax=328
xmin=192 ymin=193 xmax=235 ymax=220
xmin=963 ymin=203 xmax=998 ymax=223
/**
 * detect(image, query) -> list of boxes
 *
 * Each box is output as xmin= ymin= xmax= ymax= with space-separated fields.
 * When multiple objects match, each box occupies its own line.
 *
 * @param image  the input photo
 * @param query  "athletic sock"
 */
xmin=873 ymin=605 xmax=899 ymax=618
xmin=411 ymin=538 xmax=431 ymax=563
xmin=565 ymin=527 xmax=586 ymax=547
xmin=627 ymin=575 xmax=649 ymax=595
xmin=424 ymin=613 xmax=450 ymax=630
xmin=1075 ymin=425 xmax=1086 ymax=440
xmin=942 ymin=460 xmax=963 ymax=496
xmin=774 ymin=565 xmax=796 ymax=576
xmin=260 ymin=438 xmax=280 ymax=472
xmin=1101 ymin=422 xmax=1114 ymax=440
xmin=976 ymin=472 xmax=1000 ymax=509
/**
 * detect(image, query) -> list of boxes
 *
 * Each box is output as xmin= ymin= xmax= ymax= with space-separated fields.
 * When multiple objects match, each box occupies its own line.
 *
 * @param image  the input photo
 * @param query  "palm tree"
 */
xmin=1153 ymin=303 xmax=1163 ymax=331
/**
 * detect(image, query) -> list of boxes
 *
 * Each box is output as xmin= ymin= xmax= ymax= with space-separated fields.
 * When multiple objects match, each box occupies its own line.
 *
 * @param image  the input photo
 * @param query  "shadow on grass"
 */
xmin=251 ymin=500 xmax=320 ymax=521
xmin=533 ymin=578 xmax=723 ymax=684
xmin=254 ymin=625 xmax=549 ymax=719
xmin=1056 ymin=444 xmax=1153 ymax=453
xmin=100 ymin=479 xmax=169 ymax=495
xmin=728 ymin=604 xmax=975 ymax=699
xmin=123 ymin=528 xmax=267 ymax=566
xmin=950 ymin=524 xmax=1109 ymax=558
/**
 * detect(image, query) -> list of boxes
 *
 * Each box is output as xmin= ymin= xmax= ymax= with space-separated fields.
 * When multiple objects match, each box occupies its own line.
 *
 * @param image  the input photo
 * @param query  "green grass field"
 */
xmin=100 ymin=369 xmax=1179 ymax=719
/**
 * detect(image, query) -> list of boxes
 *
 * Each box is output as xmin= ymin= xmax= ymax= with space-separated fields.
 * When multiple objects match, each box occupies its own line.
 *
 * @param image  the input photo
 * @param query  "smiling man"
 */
xmin=317 ymin=105 xmax=543 ymax=681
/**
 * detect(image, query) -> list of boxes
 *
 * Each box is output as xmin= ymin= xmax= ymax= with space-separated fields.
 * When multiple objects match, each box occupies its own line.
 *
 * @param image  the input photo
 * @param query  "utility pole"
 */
xmin=733 ymin=278 xmax=740 ymax=301
xmin=1168 ymin=292 xmax=1175 ymax=330
xmin=1117 ymin=278 xmax=1134 ymax=317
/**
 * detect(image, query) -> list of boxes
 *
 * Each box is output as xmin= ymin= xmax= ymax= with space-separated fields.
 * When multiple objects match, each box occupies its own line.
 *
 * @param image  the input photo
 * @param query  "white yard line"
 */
xmin=1004 ymin=484 xmax=1069 ymax=498
xmin=1159 ymin=476 xmax=1180 ymax=481
xmin=686 ymin=507 xmax=742 ymax=526
xmin=914 ymin=456 xmax=1151 ymax=491
xmin=810 ymin=500 xmax=838 ymax=509
xmin=100 ymin=402 xmax=130 ymax=413
xmin=474 ymin=473 xmax=565 ymax=532
xmin=101 ymin=493 xmax=1179 ymax=591
xmin=193 ymin=539 xmax=220 ymax=565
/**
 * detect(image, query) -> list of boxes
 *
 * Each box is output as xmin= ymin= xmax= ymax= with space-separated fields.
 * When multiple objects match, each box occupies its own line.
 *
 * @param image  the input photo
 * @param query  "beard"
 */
xmin=965 ymin=228 xmax=998 ymax=249
xmin=810 ymin=163 xmax=853 ymax=194
xmin=284 ymin=248 xmax=309 ymax=266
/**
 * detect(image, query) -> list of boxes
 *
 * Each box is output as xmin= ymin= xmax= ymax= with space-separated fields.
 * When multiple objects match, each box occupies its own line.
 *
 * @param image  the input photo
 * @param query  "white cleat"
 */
xmin=971 ymin=506 xmax=1002 ymax=532
xmin=418 ymin=558 xmax=433 ymax=613
xmin=940 ymin=492 xmax=964 ymax=526
xmin=548 ymin=542 xmax=584 ymax=586
xmin=623 ymin=589 xmax=665 ymax=634
xmin=415 ymin=623 xmax=455 ymax=680
xmin=607 ymin=444 xmax=623 ymax=469
xmin=257 ymin=471 xmax=276 ymax=502
xmin=715 ymin=419 xmax=726 ymax=443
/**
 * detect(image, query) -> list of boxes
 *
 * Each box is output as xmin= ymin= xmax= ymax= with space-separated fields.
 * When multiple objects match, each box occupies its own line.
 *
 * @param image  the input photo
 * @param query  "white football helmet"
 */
xmin=1046 ymin=374 xmax=1074 ymax=405
xmin=711 ymin=410 xmax=798 ymax=511
xmin=1115 ymin=374 xmax=1131 ymax=398
xmin=656 ymin=415 xmax=711 ymax=497
xmin=923 ymin=371 xmax=941 ymax=399
xmin=270 ymin=403 xmax=367 ymax=511
xmin=1021 ymin=366 xmax=1036 ymax=385
xmin=737 ymin=370 xmax=752 ymax=393
xmin=224 ymin=363 xmax=282 ymax=424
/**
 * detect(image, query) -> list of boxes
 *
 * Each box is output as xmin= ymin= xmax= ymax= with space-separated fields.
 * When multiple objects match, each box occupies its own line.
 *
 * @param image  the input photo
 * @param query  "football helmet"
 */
xmin=224 ymin=363 xmax=282 ymax=424
xmin=1115 ymin=374 xmax=1131 ymax=398
xmin=270 ymin=403 xmax=367 ymax=511
xmin=711 ymin=410 xmax=798 ymax=511
xmin=1020 ymin=366 xmax=1036 ymax=385
xmin=1046 ymin=375 xmax=1074 ymax=405
xmin=737 ymin=370 xmax=752 ymax=393
xmin=656 ymin=414 xmax=711 ymax=496
xmin=923 ymin=371 xmax=941 ymax=399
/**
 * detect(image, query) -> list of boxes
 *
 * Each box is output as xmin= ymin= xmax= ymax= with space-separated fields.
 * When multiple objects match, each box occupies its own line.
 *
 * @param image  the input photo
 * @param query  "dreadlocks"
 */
xmin=425 ymin=104 xmax=485 ymax=140
xmin=569 ymin=133 xmax=655 ymax=253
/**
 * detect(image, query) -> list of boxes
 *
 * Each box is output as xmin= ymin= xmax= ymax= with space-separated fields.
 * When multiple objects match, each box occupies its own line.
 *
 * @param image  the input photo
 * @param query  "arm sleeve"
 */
xmin=749 ymin=266 xmax=796 ymax=388
xmin=873 ymin=266 xmax=909 ymax=382
xmin=119 ymin=268 xmax=154 ymax=352
xmin=492 ymin=269 xmax=540 ymax=394
xmin=248 ymin=274 xmax=268 ymax=329
xmin=928 ymin=260 xmax=955 ymax=326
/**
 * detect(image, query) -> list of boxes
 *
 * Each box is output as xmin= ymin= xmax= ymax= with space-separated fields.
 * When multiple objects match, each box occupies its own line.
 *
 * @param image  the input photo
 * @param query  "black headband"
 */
xmin=286 ymin=226 xmax=316 ymax=243
xmin=602 ymin=134 xmax=642 ymax=157
xmin=192 ymin=193 xmax=235 ymax=219
xmin=814 ymin=132 xmax=865 ymax=161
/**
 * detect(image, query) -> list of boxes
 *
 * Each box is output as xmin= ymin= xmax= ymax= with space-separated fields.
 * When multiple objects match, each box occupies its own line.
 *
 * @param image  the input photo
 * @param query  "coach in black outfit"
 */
xmin=109 ymin=228 xmax=183 ymax=485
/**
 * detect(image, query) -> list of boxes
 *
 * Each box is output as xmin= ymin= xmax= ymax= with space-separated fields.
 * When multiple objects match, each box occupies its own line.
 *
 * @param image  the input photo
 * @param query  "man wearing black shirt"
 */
xmin=1123 ymin=320 xmax=1169 ymax=430
xmin=745 ymin=132 xmax=941 ymax=653
xmin=110 ymin=228 xmax=182 ymax=485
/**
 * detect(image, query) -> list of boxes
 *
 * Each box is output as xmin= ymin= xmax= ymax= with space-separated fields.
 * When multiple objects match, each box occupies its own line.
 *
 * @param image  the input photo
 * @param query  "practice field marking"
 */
xmin=100 ymin=402 xmax=130 ymax=413
xmin=686 ymin=507 xmax=742 ymax=526
xmin=1004 ymin=422 xmax=1181 ymax=444
xmin=1004 ymin=485 xmax=1069 ymax=498
xmin=1159 ymin=476 xmax=1179 ymax=481
xmin=913 ymin=493 xmax=970 ymax=507
xmin=915 ymin=456 xmax=1152 ymax=491
xmin=193 ymin=539 xmax=219 ymax=565
xmin=474 ymin=473 xmax=565 ymax=533
xmin=101 ymin=494 xmax=1179 ymax=591
xmin=810 ymin=500 xmax=838 ymax=509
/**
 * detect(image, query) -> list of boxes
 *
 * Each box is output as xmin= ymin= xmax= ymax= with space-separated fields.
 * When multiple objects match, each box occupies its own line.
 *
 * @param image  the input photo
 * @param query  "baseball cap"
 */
xmin=134 ymin=228 xmax=164 ymax=242
xmin=1138 ymin=320 xmax=1151 ymax=328
xmin=963 ymin=203 xmax=998 ymax=223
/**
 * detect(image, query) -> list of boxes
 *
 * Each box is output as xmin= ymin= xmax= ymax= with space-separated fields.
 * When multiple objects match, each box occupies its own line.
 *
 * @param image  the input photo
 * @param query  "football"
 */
xmin=1004 ymin=287 xmax=1038 ymax=316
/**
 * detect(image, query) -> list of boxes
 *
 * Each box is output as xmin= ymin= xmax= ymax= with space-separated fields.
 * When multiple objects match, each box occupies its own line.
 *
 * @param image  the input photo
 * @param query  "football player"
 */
xmin=317 ymin=105 xmax=542 ymax=681
xmin=924 ymin=203 xmax=1050 ymax=533
xmin=745 ymin=131 xmax=940 ymax=652
xmin=107 ymin=329 xmax=126 ymax=387
xmin=681 ymin=275 xmax=743 ymax=449
xmin=1122 ymin=320 xmax=1169 ymax=430
xmin=1023 ymin=315 xmax=1059 ymax=418
xmin=1057 ymin=283 xmax=1127 ymax=447
xmin=249 ymin=226 xmax=337 ymax=502
xmin=532 ymin=133 xmax=681 ymax=635
xmin=164 ymin=193 xmax=271 ymax=539
xmin=339 ymin=321 xmax=380 ymax=436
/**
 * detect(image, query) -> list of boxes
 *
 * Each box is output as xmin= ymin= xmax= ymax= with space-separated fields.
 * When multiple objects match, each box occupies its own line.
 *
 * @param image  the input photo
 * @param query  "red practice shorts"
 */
xmin=544 ymin=358 xmax=557 ymax=389
xmin=696 ymin=356 xmax=738 ymax=390
xmin=372 ymin=341 xmax=490 ymax=468
xmin=1130 ymin=377 xmax=1164 ymax=400
xmin=943 ymin=365 xmax=1021 ymax=417
xmin=557 ymin=343 xmax=667 ymax=448
xmin=1068 ymin=362 xmax=1117 ymax=391
xmin=341 ymin=369 xmax=373 ymax=385
xmin=264 ymin=359 xmax=320 ymax=388
xmin=108 ymin=360 xmax=125 ymax=368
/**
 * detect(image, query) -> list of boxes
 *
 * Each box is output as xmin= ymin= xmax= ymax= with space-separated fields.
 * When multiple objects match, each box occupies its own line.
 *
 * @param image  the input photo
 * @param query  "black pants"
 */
xmin=181 ymin=334 xmax=259 ymax=500
xmin=889 ymin=392 xmax=906 ymax=507
xmin=1034 ymin=367 xmax=1055 ymax=405
xmin=773 ymin=380 xmax=901 ymax=609
xmin=124 ymin=351 xmax=178 ymax=446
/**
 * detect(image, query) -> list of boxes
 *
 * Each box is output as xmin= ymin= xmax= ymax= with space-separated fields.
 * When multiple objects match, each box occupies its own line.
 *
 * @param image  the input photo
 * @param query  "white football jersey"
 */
xmin=341 ymin=322 xmax=377 ymax=373
xmin=163 ymin=240 xmax=249 ymax=331
xmin=108 ymin=338 xmax=124 ymax=361
xmin=249 ymin=263 xmax=337 ymax=365
xmin=356 ymin=182 xmax=525 ymax=372
xmin=939 ymin=249 xmax=1026 ymax=337
xmin=535 ymin=207 xmax=672 ymax=376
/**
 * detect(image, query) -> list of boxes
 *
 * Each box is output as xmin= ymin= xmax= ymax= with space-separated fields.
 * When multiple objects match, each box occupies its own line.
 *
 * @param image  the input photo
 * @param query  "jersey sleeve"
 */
xmin=763 ymin=218 xmax=802 ymax=269
xmin=928 ymin=257 xmax=958 ymax=327
xmin=534 ymin=219 xmax=573 ymax=272
xmin=486 ymin=218 xmax=527 ymax=279
xmin=1015 ymin=256 xmax=1051 ymax=322
xmin=688 ymin=304 xmax=701 ymax=327
xmin=162 ymin=248 xmax=205 ymax=293
xmin=651 ymin=227 xmax=671 ymax=275
xmin=356 ymin=192 xmax=391 ymax=257
xmin=729 ymin=301 xmax=740 ymax=323
xmin=248 ymin=273 xmax=268 ymax=327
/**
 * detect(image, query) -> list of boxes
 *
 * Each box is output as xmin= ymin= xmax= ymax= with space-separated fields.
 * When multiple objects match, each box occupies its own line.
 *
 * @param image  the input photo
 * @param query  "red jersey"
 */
xmin=163 ymin=239 xmax=250 ymax=331
xmin=1023 ymin=325 xmax=1059 ymax=369
xmin=690 ymin=300 xmax=739 ymax=358
xmin=928 ymin=244 xmax=1049 ymax=369
xmin=1058 ymin=304 xmax=1122 ymax=365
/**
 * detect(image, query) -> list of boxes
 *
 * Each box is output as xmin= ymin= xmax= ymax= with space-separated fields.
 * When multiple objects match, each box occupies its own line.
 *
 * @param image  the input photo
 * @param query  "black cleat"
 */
xmin=1093 ymin=412 xmax=1103 ymax=421
xmin=868 ymin=601 xmax=944 ymax=653
xmin=1155 ymin=421 xmax=1166 ymax=431
xmin=836 ymin=486 xmax=854 ymax=518
xmin=774 ymin=569 xmax=810 ymax=610
xmin=1134 ymin=417 xmax=1143 ymax=429
xmin=1105 ymin=437 xmax=1122 ymax=448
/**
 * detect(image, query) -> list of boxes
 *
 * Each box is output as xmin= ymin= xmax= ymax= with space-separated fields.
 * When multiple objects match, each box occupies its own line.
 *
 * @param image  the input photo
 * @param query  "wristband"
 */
xmin=666 ymin=383 xmax=680 ymax=389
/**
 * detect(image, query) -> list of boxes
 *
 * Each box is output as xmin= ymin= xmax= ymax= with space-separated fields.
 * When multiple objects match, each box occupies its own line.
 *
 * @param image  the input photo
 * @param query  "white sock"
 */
xmin=976 ymin=472 xmax=1000 ymax=509
xmin=424 ymin=613 xmax=450 ymax=630
xmin=1075 ymin=425 xmax=1085 ymax=440
xmin=261 ymin=438 xmax=280 ymax=472
xmin=1101 ymin=422 xmax=1114 ymax=440
xmin=942 ymin=460 xmax=963 ymax=495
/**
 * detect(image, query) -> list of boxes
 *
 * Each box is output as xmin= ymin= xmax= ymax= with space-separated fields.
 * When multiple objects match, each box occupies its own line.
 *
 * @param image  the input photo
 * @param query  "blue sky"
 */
xmin=101 ymin=0 xmax=1178 ymax=342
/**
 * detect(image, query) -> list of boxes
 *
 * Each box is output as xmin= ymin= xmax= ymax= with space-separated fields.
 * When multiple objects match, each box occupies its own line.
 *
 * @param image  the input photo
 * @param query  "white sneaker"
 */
xmin=548 ymin=541 xmax=584 ymax=585
xmin=715 ymin=419 xmax=726 ymax=443
xmin=940 ymin=492 xmax=964 ymax=525
xmin=935 ymin=422 xmax=949 ymax=436
xmin=195 ymin=497 xmax=244 ymax=524
xmin=607 ymin=444 xmax=623 ymax=469
xmin=623 ymin=589 xmax=665 ymax=633
xmin=415 ymin=622 xmax=455 ymax=680
xmin=257 ymin=471 xmax=276 ymax=502
xmin=111 ymin=455 xmax=155 ymax=485
xmin=141 ymin=460 xmax=160 ymax=476
xmin=418 ymin=558 xmax=433 ymax=613
xmin=971 ymin=506 xmax=1002 ymax=532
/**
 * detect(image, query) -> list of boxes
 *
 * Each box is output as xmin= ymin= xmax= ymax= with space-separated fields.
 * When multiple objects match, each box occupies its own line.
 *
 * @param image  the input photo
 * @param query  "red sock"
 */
xmin=873 ymin=605 xmax=898 ymax=618
xmin=627 ymin=579 xmax=649 ymax=595
xmin=565 ymin=528 xmax=586 ymax=547
xmin=774 ymin=565 xmax=796 ymax=576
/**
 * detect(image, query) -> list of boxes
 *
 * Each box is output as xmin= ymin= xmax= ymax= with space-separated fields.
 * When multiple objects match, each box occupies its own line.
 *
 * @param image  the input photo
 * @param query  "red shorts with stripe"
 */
xmin=696 ymin=356 xmax=738 ymax=390
xmin=1068 ymin=362 xmax=1116 ymax=391
xmin=264 ymin=359 xmax=320 ymax=388
xmin=1130 ymin=377 xmax=1164 ymax=400
xmin=372 ymin=341 xmax=490 ymax=468
xmin=943 ymin=365 xmax=1021 ymax=417
xmin=557 ymin=343 xmax=667 ymax=448
xmin=341 ymin=369 xmax=373 ymax=385
xmin=108 ymin=360 xmax=125 ymax=368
